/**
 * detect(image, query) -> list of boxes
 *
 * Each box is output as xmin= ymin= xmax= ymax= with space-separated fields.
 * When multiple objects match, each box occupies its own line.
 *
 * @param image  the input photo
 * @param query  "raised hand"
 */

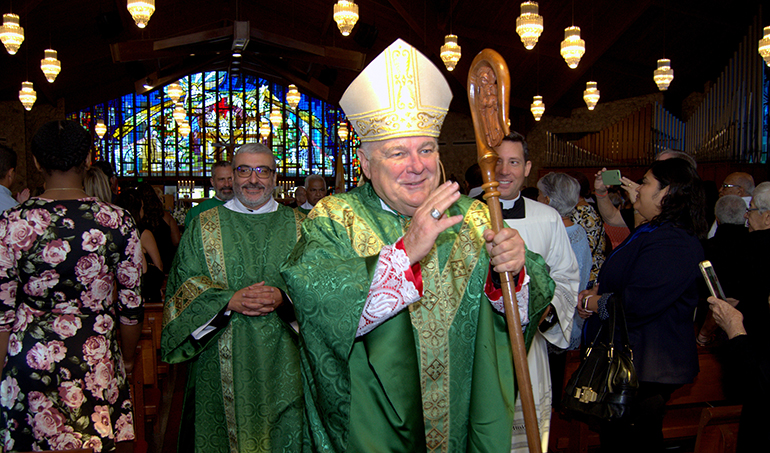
xmin=402 ymin=181 xmax=464 ymax=265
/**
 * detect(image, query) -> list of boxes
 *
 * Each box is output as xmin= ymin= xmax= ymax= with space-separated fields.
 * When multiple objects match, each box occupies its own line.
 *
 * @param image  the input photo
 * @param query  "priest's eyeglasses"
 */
xmin=235 ymin=165 xmax=275 ymax=179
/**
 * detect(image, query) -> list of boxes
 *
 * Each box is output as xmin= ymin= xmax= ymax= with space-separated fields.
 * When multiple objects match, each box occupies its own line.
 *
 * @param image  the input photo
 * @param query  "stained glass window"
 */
xmin=68 ymin=71 xmax=360 ymax=188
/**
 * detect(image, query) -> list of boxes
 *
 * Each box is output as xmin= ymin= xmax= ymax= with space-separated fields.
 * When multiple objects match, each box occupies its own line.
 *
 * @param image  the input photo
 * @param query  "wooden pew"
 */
xmin=693 ymin=405 xmax=742 ymax=453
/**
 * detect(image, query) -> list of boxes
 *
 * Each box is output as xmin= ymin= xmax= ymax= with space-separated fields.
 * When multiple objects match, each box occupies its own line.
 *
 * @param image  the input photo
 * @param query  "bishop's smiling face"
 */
xmin=494 ymin=140 xmax=532 ymax=200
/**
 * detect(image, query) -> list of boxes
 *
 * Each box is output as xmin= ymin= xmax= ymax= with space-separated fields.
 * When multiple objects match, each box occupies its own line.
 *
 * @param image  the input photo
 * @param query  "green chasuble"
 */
xmin=184 ymin=196 xmax=226 ymax=228
xmin=280 ymin=183 xmax=555 ymax=453
xmin=162 ymin=204 xmax=305 ymax=453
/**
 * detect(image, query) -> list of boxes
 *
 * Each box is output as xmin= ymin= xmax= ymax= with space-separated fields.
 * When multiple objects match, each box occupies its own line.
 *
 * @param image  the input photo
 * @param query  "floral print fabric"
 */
xmin=0 ymin=198 xmax=143 ymax=452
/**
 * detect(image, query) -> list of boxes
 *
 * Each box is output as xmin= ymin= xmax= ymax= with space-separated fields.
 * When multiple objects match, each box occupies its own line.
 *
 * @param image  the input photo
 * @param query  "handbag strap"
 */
xmin=607 ymin=295 xmax=632 ymax=356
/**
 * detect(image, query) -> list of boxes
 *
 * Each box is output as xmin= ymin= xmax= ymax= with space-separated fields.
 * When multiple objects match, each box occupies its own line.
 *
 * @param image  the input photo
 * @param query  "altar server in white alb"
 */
xmin=483 ymin=131 xmax=580 ymax=452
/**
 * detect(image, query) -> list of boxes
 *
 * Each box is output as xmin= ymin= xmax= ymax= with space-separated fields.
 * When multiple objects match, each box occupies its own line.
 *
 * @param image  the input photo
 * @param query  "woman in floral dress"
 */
xmin=0 ymin=120 xmax=143 ymax=452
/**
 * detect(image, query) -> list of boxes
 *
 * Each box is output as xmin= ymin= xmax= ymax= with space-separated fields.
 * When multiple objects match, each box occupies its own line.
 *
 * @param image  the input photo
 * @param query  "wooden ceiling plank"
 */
xmin=153 ymin=26 xmax=235 ymax=51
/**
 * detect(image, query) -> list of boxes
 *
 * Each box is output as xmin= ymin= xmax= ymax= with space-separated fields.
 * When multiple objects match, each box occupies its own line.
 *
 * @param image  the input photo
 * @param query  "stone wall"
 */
xmin=0 ymin=99 xmax=66 ymax=195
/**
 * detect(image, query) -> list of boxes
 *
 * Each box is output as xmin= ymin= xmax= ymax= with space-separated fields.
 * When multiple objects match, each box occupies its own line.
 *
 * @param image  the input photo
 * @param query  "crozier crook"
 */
xmin=467 ymin=49 xmax=542 ymax=453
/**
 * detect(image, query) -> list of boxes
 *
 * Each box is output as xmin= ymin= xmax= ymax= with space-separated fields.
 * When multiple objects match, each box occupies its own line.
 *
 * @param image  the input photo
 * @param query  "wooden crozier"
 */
xmin=467 ymin=49 xmax=542 ymax=453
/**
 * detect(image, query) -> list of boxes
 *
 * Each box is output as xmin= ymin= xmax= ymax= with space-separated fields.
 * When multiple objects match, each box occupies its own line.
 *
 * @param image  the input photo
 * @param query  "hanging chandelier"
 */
xmin=95 ymin=120 xmax=107 ymax=139
xmin=179 ymin=120 xmax=191 ymax=138
xmin=530 ymin=96 xmax=545 ymax=121
xmin=338 ymin=123 xmax=349 ymax=141
xmin=653 ymin=59 xmax=674 ymax=91
xmin=440 ymin=34 xmax=461 ymax=71
xmin=333 ymin=0 xmax=359 ymax=37
xmin=269 ymin=107 xmax=282 ymax=129
xmin=583 ymin=81 xmax=600 ymax=110
xmin=259 ymin=118 xmax=272 ymax=138
xmin=560 ymin=26 xmax=585 ymax=69
xmin=0 ymin=13 xmax=24 ymax=55
xmin=286 ymin=84 xmax=301 ymax=109
xmin=127 ymin=0 xmax=155 ymax=29
xmin=173 ymin=105 xmax=187 ymax=123
xmin=516 ymin=2 xmax=543 ymax=50
xmin=760 ymin=26 xmax=770 ymax=66
xmin=40 ymin=49 xmax=62 ymax=83
xmin=167 ymin=82 xmax=183 ymax=104
xmin=19 ymin=81 xmax=36 ymax=111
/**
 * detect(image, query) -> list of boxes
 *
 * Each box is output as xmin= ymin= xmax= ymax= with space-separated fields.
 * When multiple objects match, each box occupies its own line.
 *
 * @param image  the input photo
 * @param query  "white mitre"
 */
xmin=339 ymin=38 xmax=453 ymax=142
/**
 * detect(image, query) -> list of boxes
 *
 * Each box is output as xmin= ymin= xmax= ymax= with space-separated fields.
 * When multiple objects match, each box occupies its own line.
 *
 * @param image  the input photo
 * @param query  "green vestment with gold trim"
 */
xmin=280 ymin=183 xmax=554 ymax=453
xmin=162 ymin=205 xmax=305 ymax=453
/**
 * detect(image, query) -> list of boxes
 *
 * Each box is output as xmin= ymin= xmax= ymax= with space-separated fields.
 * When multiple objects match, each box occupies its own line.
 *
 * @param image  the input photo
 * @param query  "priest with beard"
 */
xmin=162 ymin=143 xmax=304 ymax=452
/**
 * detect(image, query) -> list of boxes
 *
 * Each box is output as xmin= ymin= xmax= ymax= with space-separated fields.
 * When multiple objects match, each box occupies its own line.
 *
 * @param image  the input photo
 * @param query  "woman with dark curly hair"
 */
xmin=0 ymin=120 xmax=143 ymax=452
xmin=577 ymin=158 xmax=707 ymax=453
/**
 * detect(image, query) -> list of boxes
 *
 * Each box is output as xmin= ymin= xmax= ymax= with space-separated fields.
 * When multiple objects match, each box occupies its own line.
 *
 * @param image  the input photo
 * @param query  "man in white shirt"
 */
xmin=489 ymin=132 xmax=580 ymax=452
xmin=707 ymin=172 xmax=754 ymax=238
xmin=300 ymin=174 xmax=326 ymax=212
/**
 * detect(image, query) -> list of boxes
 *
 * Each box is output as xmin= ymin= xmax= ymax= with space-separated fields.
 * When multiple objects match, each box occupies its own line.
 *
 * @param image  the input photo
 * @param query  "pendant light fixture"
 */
xmin=560 ymin=26 xmax=585 ymax=69
xmin=286 ymin=84 xmax=301 ymax=109
xmin=583 ymin=81 xmax=600 ymax=110
xmin=760 ymin=26 xmax=770 ymax=66
xmin=127 ymin=0 xmax=155 ymax=29
xmin=0 ymin=13 xmax=24 ymax=55
xmin=440 ymin=35 xmax=461 ymax=71
xmin=41 ymin=49 xmax=61 ymax=83
xmin=173 ymin=105 xmax=187 ymax=123
xmin=516 ymin=1 xmax=543 ymax=50
xmin=531 ymin=96 xmax=545 ymax=121
xmin=338 ymin=122 xmax=349 ymax=142
xmin=269 ymin=107 xmax=282 ymax=129
xmin=19 ymin=81 xmax=36 ymax=111
xmin=259 ymin=118 xmax=272 ymax=139
xmin=653 ymin=59 xmax=674 ymax=91
xmin=167 ymin=82 xmax=183 ymax=104
xmin=179 ymin=120 xmax=191 ymax=138
xmin=95 ymin=120 xmax=107 ymax=139
xmin=333 ymin=0 xmax=359 ymax=37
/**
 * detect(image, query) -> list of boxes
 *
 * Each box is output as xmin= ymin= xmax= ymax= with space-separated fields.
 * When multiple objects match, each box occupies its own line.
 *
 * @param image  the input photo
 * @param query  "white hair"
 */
xmin=234 ymin=143 xmax=276 ymax=166
xmin=715 ymin=195 xmax=748 ymax=225
xmin=753 ymin=182 xmax=770 ymax=212
xmin=536 ymin=172 xmax=580 ymax=217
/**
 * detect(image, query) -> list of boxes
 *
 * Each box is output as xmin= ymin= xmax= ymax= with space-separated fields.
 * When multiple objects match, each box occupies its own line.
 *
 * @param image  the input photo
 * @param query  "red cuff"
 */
xmin=395 ymin=238 xmax=423 ymax=296
xmin=484 ymin=267 xmax=526 ymax=300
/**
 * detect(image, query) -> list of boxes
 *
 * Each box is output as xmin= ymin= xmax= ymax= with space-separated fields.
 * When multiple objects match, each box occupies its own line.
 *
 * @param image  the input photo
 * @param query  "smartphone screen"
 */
xmin=601 ymin=169 xmax=622 ymax=186
xmin=699 ymin=260 xmax=727 ymax=300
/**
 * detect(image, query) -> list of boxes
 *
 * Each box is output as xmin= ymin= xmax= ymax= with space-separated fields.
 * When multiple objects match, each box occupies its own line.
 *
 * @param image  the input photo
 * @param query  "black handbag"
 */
xmin=562 ymin=295 xmax=638 ymax=421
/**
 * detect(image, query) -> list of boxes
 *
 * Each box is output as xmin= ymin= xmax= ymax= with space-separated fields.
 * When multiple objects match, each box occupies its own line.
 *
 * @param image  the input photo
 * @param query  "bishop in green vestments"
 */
xmin=281 ymin=39 xmax=555 ymax=453
xmin=162 ymin=144 xmax=304 ymax=453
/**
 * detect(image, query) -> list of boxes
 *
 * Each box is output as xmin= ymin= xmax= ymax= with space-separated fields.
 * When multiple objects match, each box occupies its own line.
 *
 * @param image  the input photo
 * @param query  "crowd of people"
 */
xmin=0 ymin=37 xmax=766 ymax=453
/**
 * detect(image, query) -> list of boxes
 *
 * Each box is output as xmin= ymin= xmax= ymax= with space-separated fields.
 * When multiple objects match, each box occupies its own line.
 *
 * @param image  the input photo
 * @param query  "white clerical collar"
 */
xmin=224 ymin=197 xmax=278 ymax=214
xmin=500 ymin=193 xmax=521 ymax=210
xmin=300 ymin=201 xmax=314 ymax=210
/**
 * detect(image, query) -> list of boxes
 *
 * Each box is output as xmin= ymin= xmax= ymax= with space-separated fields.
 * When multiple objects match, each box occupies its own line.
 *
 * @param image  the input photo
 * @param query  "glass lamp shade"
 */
xmin=583 ymin=81 xmax=600 ymax=110
xmin=286 ymin=84 xmax=301 ymax=109
xmin=41 ymin=49 xmax=62 ymax=83
xmin=653 ymin=59 xmax=674 ymax=91
xmin=530 ymin=95 xmax=545 ymax=121
xmin=338 ymin=123 xmax=349 ymax=141
xmin=173 ymin=105 xmax=187 ymax=123
xmin=560 ymin=26 xmax=585 ymax=69
xmin=259 ymin=119 xmax=272 ymax=138
xmin=178 ymin=120 xmax=191 ymax=138
xmin=760 ymin=26 xmax=770 ymax=67
xmin=167 ymin=82 xmax=183 ymax=104
xmin=95 ymin=120 xmax=107 ymax=139
xmin=127 ymin=0 xmax=155 ymax=29
xmin=333 ymin=0 xmax=359 ymax=37
xmin=0 ymin=13 xmax=24 ymax=55
xmin=440 ymin=34 xmax=461 ymax=71
xmin=516 ymin=1 xmax=543 ymax=50
xmin=19 ymin=81 xmax=36 ymax=111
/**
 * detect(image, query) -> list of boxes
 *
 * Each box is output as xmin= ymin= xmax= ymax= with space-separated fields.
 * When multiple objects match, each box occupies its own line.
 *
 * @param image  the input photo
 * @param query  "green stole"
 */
xmin=281 ymin=184 xmax=554 ymax=453
xmin=162 ymin=205 xmax=305 ymax=453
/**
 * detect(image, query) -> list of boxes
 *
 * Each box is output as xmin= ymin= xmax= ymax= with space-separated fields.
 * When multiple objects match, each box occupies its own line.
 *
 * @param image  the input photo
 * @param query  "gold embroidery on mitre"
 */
xmin=340 ymin=39 xmax=452 ymax=143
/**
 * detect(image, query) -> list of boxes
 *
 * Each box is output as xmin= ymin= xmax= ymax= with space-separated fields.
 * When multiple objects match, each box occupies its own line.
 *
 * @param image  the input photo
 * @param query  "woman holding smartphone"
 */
xmin=578 ymin=158 xmax=707 ymax=453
